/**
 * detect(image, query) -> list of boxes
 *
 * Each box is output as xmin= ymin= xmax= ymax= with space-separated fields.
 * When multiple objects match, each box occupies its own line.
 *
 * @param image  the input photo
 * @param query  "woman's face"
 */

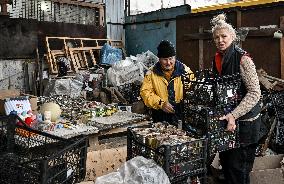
xmin=213 ymin=28 xmax=234 ymax=51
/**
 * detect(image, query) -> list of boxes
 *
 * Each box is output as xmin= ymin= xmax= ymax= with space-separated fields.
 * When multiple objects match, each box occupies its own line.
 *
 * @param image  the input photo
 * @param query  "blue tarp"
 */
xmin=100 ymin=43 xmax=122 ymax=65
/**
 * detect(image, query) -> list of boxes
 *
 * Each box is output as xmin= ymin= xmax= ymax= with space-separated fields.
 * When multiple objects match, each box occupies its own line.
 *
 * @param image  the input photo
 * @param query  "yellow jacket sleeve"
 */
xmin=140 ymin=73 xmax=164 ymax=110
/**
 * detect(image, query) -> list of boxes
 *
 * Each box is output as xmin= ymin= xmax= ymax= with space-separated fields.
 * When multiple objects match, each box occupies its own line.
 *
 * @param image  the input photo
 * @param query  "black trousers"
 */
xmin=219 ymin=144 xmax=257 ymax=184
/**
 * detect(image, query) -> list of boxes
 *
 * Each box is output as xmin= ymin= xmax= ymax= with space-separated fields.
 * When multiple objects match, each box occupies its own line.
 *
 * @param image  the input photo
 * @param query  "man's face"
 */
xmin=159 ymin=56 xmax=176 ymax=71
xmin=213 ymin=28 xmax=234 ymax=51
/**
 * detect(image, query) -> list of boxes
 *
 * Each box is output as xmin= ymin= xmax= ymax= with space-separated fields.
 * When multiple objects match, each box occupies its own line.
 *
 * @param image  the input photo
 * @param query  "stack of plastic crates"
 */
xmin=127 ymin=125 xmax=207 ymax=183
xmin=118 ymin=83 xmax=141 ymax=104
xmin=182 ymin=69 xmax=241 ymax=156
xmin=270 ymin=90 xmax=284 ymax=145
xmin=0 ymin=115 xmax=88 ymax=184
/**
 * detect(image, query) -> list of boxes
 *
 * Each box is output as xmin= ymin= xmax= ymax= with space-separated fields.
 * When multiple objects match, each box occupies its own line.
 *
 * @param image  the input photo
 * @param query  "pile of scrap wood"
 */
xmin=257 ymin=69 xmax=284 ymax=91
xmin=45 ymin=37 xmax=125 ymax=75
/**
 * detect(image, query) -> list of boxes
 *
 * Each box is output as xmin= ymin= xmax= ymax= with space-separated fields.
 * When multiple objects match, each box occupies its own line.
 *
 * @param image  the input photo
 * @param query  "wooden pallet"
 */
xmin=45 ymin=37 xmax=125 ymax=74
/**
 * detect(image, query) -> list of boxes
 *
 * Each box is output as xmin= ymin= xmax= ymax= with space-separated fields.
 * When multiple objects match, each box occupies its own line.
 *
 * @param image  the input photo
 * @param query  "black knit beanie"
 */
xmin=157 ymin=40 xmax=176 ymax=58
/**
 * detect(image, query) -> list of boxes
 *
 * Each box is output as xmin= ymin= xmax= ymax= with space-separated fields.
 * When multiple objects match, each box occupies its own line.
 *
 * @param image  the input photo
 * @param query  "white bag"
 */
xmin=107 ymin=58 xmax=144 ymax=87
xmin=95 ymin=156 xmax=170 ymax=184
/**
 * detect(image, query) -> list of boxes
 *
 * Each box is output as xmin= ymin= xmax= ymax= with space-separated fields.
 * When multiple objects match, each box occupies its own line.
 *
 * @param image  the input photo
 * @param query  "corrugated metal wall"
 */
xmin=6 ymin=0 xmax=124 ymax=40
xmin=176 ymin=2 xmax=284 ymax=78
xmin=125 ymin=5 xmax=191 ymax=56
xmin=7 ymin=0 xmax=104 ymax=25
xmin=105 ymin=0 xmax=124 ymax=40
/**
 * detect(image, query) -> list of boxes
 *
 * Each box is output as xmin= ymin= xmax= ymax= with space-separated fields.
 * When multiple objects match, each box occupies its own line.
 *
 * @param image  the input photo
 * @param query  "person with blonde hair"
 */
xmin=211 ymin=14 xmax=261 ymax=184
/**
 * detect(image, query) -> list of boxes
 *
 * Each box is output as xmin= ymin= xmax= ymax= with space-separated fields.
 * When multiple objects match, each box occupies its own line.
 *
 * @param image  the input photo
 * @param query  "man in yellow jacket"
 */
xmin=140 ymin=40 xmax=194 ymax=125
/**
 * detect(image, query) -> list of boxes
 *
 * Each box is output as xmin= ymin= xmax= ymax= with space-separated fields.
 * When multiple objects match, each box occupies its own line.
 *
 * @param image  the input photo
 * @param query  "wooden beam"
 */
xmin=198 ymin=27 xmax=204 ymax=70
xmin=46 ymin=37 xmax=124 ymax=74
xmin=99 ymin=5 xmax=105 ymax=27
xmin=236 ymin=10 xmax=242 ymax=29
xmin=184 ymin=28 xmax=284 ymax=41
xmin=236 ymin=10 xmax=242 ymax=47
xmin=280 ymin=16 xmax=284 ymax=79
xmin=248 ymin=29 xmax=280 ymax=37
xmin=184 ymin=33 xmax=211 ymax=40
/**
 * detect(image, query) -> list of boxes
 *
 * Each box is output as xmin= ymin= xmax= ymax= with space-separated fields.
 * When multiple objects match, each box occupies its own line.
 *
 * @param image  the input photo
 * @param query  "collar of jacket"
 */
xmin=153 ymin=60 xmax=185 ymax=78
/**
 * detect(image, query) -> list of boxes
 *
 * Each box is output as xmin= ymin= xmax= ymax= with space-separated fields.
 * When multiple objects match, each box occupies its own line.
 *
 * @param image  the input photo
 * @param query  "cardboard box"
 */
xmin=0 ymin=89 xmax=21 ymax=115
xmin=85 ymin=146 xmax=126 ymax=181
xmin=250 ymin=154 xmax=284 ymax=184
xmin=0 ymin=89 xmax=20 ymax=99
xmin=0 ymin=90 xmax=38 ymax=115
xmin=21 ymin=93 xmax=38 ymax=111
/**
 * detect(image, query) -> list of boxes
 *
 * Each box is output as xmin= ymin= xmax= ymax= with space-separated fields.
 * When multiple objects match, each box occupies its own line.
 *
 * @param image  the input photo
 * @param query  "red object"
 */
xmin=215 ymin=52 xmax=222 ymax=75
xmin=25 ymin=117 xmax=33 ymax=126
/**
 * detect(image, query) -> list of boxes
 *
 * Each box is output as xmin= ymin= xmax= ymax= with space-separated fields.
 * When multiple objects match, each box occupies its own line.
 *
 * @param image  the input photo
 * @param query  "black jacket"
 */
xmin=213 ymin=44 xmax=261 ymax=145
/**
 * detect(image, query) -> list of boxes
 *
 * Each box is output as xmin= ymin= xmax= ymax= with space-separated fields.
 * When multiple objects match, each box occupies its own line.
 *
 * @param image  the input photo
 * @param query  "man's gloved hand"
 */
xmin=162 ymin=102 xmax=175 ymax=113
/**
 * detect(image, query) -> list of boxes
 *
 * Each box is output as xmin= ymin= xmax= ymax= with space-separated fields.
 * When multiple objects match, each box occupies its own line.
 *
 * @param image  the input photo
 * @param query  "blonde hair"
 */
xmin=211 ymin=13 xmax=237 ymax=41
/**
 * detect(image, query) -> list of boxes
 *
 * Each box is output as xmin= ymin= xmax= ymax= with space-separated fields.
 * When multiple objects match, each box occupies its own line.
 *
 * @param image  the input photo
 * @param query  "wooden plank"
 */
xmin=236 ymin=10 xmax=242 ymax=47
xmin=74 ymin=53 xmax=82 ymax=69
xmin=69 ymin=51 xmax=79 ymax=73
xmin=99 ymin=6 xmax=105 ymax=27
xmin=184 ymin=33 xmax=211 ymax=40
xmin=45 ymin=37 xmax=57 ymax=74
xmin=69 ymin=49 xmax=90 ymax=68
xmin=81 ymin=40 xmax=88 ymax=68
xmin=198 ymin=27 xmax=204 ymax=70
xmin=45 ymin=37 xmax=125 ymax=73
xmin=99 ymin=120 xmax=149 ymax=136
xmin=236 ymin=10 xmax=242 ymax=29
xmin=257 ymin=69 xmax=278 ymax=90
xmin=248 ymin=29 xmax=279 ymax=37
xmin=69 ymin=47 xmax=102 ymax=51
xmin=184 ymin=28 xmax=283 ymax=41
xmin=82 ymin=51 xmax=89 ymax=68
xmin=89 ymin=50 xmax=97 ymax=65
xmin=76 ymin=52 xmax=85 ymax=68
xmin=280 ymin=16 xmax=284 ymax=79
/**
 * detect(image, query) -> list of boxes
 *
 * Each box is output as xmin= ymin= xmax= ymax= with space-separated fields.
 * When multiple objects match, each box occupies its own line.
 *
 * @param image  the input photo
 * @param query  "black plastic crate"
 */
xmin=182 ymin=70 xmax=240 ymax=155
xmin=270 ymin=91 xmax=284 ymax=145
xmin=271 ymin=91 xmax=284 ymax=120
xmin=172 ymin=172 xmax=207 ymax=184
xmin=118 ymin=83 xmax=141 ymax=104
xmin=127 ymin=126 xmax=207 ymax=182
xmin=183 ymin=69 xmax=242 ymax=107
xmin=0 ymin=115 xmax=88 ymax=184
xmin=183 ymin=105 xmax=239 ymax=156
